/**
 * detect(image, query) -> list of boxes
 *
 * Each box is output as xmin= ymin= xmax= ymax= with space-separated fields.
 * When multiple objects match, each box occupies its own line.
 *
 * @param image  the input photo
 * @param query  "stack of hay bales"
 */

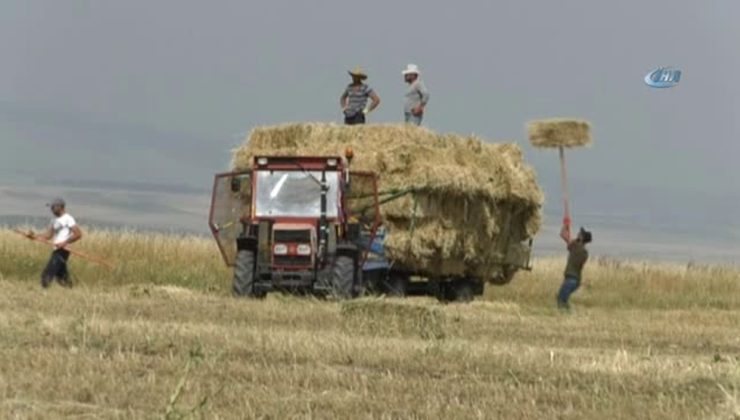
xmin=232 ymin=123 xmax=543 ymax=283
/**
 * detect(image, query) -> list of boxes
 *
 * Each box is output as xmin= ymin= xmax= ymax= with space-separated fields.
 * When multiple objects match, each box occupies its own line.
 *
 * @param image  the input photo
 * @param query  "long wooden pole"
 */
xmin=12 ymin=229 xmax=115 ymax=270
xmin=558 ymin=146 xmax=571 ymax=232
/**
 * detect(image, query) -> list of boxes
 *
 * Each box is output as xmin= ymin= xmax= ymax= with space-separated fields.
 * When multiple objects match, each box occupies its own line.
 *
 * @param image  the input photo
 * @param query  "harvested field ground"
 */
xmin=0 ymin=229 xmax=739 ymax=419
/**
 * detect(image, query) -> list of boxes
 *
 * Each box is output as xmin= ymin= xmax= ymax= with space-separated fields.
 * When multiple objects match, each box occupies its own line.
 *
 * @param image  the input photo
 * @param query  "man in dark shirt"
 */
xmin=340 ymin=66 xmax=380 ymax=125
xmin=557 ymin=222 xmax=592 ymax=309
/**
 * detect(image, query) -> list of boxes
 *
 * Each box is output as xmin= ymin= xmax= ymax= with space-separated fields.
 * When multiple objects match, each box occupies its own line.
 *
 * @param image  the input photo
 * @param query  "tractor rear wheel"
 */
xmin=233 ymin=249 xmax=264 ymax=298
xmin=331 ymin=255 xmax=355 ymax=299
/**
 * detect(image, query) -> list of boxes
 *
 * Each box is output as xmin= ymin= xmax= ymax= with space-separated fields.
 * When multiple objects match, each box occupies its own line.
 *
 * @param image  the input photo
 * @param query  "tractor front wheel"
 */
xmin=233 ymin=249 xmax=264 ymax=298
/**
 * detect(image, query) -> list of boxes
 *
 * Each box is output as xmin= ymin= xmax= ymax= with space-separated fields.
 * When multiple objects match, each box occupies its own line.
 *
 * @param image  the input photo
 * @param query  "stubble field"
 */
xmin=0 ymin=229 xmax=739 ymax=419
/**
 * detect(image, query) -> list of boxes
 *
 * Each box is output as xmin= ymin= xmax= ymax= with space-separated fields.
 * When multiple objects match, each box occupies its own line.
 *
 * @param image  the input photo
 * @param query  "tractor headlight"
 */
xmin=327 ymin=158 xmax=338 ymax=167
xmin=296 ymin=244 xmax=312 ymax=256
xmin=273 ymin=244 xmax=288 ymax=255
xmin=257 ymin=157 xmax=268 ymax=166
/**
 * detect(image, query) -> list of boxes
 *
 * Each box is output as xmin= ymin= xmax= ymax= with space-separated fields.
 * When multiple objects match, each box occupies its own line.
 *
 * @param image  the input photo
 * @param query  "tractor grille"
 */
xmin=273 ymin=255 xmax=312 ymax=268
xmin=274 ymin=229 xmax=312 ymax=243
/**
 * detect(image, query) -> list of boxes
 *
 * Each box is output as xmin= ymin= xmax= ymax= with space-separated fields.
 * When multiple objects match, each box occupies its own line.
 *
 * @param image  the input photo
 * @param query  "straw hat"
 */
xmin=348 ymin=65 xmax=368 ymax=80
xmin=402 ymin=64 xmax=420 ymax=76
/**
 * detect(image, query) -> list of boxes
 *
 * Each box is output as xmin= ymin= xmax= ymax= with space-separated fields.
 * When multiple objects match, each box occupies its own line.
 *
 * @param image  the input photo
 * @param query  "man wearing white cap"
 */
xmin=26 ymin=198 xmax=83 ymax=288
xmin=402 ymin=64 xmax=430 ymax=125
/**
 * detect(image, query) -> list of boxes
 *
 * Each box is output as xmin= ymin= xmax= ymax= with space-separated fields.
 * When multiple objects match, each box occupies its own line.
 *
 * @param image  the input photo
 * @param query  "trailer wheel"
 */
xmin=436 ymin=279 xmax=475 ymax=303
xmin=451 ymin=280 xmax=475 ymax=303
xmin=233 ymin=249 xmax=264 ymax=298
xmin=331 ymin=255 xmax=355 ymax=299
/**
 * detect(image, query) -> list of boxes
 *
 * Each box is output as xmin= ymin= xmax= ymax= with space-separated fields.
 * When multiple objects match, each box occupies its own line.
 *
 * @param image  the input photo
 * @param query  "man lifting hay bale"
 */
xmin=527 ymin=118 xmax=593 ymax=309
xmin=557 ymin=226 xmax=592 ymax=310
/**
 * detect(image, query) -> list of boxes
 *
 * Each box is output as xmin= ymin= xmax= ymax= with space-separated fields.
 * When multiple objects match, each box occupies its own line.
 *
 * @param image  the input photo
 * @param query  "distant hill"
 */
xmin=0 ymin=214 xmax=204 ymax=236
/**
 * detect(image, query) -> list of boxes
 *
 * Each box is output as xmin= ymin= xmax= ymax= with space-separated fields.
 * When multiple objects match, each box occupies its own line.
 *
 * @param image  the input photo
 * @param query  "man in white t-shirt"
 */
xmin=402 ymin=64 xmax=430 ymax=126
xmin=27 ymin=198 xmax=83 ymax=288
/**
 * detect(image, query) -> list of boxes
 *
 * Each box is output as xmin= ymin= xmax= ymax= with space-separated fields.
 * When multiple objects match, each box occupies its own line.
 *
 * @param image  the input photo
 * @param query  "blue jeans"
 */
xmin=557 ymin=276 xmax=580 ymax=308
xmin=405 ymin=112 xmax=423 ymax=126
xmin=41 ymin=249 xmax=71 ymax=288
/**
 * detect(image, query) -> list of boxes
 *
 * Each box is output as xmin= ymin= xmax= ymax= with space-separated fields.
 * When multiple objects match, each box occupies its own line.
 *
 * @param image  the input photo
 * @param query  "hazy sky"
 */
xmin=1 ymin=1 xmax=739 ymax=238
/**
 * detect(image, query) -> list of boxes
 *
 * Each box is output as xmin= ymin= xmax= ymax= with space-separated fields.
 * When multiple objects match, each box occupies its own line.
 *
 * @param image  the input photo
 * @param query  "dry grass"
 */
xmin=1 ymin=228 xmax=739 ymax=419
xmin=0 ymin=228 xmax=229 ymax=292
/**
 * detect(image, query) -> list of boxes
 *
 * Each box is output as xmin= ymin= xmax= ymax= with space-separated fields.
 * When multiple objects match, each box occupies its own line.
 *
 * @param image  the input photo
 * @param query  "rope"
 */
xmin=406 ymin=192 xmax=419 ymax=254
xmin=354 ymin=187 xmax=417 ymax=215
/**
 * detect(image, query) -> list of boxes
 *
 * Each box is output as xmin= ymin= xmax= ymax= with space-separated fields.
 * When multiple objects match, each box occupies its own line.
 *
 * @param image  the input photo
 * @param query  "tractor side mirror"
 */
xmin=230 ymin=176 xmax=242 ymax=193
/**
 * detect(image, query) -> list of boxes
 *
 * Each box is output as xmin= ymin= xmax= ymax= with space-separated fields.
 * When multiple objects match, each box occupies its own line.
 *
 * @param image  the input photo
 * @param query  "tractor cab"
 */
xmin=209 ymin=155 xmax=381 ymax=298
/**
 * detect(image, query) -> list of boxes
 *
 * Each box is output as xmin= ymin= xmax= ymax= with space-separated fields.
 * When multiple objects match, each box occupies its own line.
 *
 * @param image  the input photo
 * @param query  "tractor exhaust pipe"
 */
xmin=318 ymin=170 xmax=329 ymax=262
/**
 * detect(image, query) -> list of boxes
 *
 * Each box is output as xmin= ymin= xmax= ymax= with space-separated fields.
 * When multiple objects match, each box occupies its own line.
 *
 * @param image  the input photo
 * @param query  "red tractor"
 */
xmin=208 ymin=154 xmax=381 ymax=298
xmin=209 ymin=154 xmax=533 ymax=301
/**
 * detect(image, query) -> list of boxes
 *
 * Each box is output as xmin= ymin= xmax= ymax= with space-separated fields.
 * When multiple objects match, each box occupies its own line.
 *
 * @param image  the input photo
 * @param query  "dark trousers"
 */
xmin=344 ymin=113 xmax=366 ymax=125
xmin=557 ymin=275 xmax=580 ymax=308
xmin=41 ymin=249 xmax=72 ymax=288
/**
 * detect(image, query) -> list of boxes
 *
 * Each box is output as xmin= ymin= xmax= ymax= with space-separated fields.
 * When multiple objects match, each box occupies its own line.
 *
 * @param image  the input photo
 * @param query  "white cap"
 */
xmin=402 ymin=64 xmax=420 ymax=76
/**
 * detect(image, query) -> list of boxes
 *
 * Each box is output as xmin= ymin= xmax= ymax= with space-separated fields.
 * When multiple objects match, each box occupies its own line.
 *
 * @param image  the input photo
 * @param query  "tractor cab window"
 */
xmin=255 ymin=170 xmax=340 ymax=218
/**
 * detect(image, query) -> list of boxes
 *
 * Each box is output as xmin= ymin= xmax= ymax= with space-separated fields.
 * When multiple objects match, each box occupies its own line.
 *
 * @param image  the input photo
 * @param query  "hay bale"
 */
xmin=527 ymin=118 xmax=592 ymax=148
xmin=232 ymin=123 xmax=543 ymax=281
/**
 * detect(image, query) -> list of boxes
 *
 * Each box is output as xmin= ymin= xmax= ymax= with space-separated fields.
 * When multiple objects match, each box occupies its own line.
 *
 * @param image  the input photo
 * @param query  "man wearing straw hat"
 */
xmin=340 ymin=66 xmax=380 ymax=125
xmin=26 ymin=198 xmax=83 ymax=288
xmin=402 ymin=64 xmax=430 ymax=126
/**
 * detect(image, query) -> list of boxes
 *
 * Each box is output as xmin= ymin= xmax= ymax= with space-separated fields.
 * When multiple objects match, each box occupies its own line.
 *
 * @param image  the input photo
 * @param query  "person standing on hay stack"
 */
xmin=340 ymin=66 xmax=380 ymax=125
xmin=25 ymin=198 xmax=83 ymax=288
xmin=402 ymin=64 xmax=430 ymax=126
xmin=557 ymin=222 xmax=592 ymax=310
